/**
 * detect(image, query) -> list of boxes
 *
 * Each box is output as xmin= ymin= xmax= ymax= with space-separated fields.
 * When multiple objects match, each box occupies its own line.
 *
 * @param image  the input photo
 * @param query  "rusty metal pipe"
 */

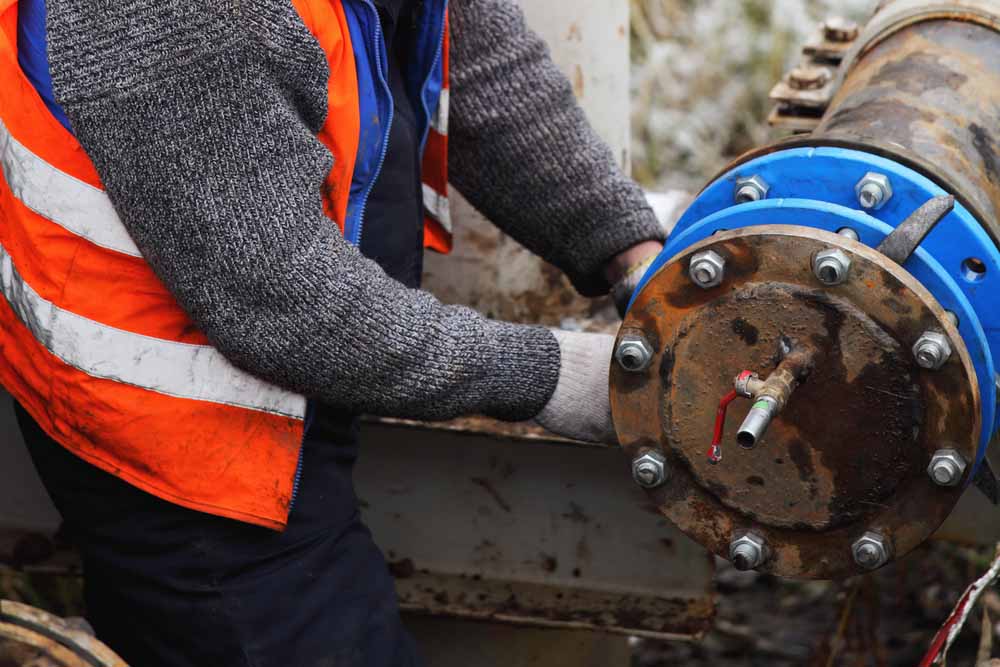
xmin=813 ymin=15 xmax=1000 ymax=246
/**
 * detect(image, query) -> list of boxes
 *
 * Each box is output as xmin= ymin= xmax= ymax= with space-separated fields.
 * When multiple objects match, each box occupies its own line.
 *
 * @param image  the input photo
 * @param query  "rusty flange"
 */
xmin=0 ymin=600 xmax=128 ymax=666
xmin=611 ymin=226 xmax=980 ymax=579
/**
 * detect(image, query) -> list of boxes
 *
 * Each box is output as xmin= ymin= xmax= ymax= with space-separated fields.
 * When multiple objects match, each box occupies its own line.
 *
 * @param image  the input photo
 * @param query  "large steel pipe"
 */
xmin=612 ymin=1 xmax=1000 ymax=579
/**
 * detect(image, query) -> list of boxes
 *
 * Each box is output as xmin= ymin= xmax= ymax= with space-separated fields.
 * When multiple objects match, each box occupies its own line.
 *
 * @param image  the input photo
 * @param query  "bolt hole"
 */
xmin=621 ymin=353 xmax=641 ymax=370
xmin=962 ymin=257 xmax=987 ymax=283
xmin=732 ymin=554 xmax=752 ymax=571
xmin=819 ymin=266 xmax=838 ymax=284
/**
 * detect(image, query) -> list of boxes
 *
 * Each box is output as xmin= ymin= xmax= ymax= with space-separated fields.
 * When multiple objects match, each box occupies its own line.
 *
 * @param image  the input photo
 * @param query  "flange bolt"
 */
xmin=823 ymin=17 xmax=860 ymax=43
xmin=631 ymin=450 xmax=668 ymax=489
xmin=855 ymin=172 xmax=892 ymax=210
xmin=927 ymin=449 xmax=967 ymax=487
xmin=913 ymin=331 xmax=952 ymax=370
xmin=734 ymin=175 xmax=769 ymax=204
xmin=729 ymin=533 xmax=768 ymax=571
xmin=813 ymin=248 xmax=852 ymax=286
xmin=851 ymin=532 xmax=892 ymax=570
xmin=615 ymin=335 xmax=654 ymax=373
xmin=689 ymin=250 xmax=726 ymax=289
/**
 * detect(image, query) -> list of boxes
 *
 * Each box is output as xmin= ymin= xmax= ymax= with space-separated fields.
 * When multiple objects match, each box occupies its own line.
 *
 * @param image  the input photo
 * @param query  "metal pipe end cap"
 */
xmin=729 ymin=533 xmax=767 ymax=571
xmin=813 ymin=248 xmax=852 ymax=286
xmin=855 ymin=172 xmax=892 ymax=210
xmin=734 ymin=175 xmax=769 ymax=204
xmin=913 ymin=331 xmax=952 ymax=370
xmin=615 ymin=335 xmax=654 ymax=373
xmin=928 ymin=449 xmax=967 ymax=487
xmin=632 ymin=450 xmax=668 ymax=489
xmin=689 ymin=250 xmax=725 ymax=289
xmin=851 ymin=532 xmax=892 ymax=570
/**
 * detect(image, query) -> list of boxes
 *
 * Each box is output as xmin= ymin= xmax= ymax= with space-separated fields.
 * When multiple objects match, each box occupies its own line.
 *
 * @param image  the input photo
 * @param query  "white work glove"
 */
xmin=533 ymin=329 xmax=617 ymax=445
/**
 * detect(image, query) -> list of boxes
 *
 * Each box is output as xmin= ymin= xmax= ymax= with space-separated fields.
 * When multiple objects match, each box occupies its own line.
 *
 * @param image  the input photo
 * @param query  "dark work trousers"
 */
xmin=15 ymin=403 xmax=423 ymax=667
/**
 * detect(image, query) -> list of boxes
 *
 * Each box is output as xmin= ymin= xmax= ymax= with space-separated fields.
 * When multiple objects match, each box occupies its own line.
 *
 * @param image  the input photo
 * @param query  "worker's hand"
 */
xmin=606 ymin=241 xmax=663 ymax=317
xmin=533 ymin=329 xmax=617 ymax=444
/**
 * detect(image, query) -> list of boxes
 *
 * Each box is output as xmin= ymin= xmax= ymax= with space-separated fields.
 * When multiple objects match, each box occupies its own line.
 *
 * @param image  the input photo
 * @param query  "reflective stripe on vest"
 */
xmin=421 ymin=10 xmax=451 ymax=250
xmin=1 ymin=0 xmax=305 ymax=530
xmin=0 ymin=0 xmax=449 ymax=529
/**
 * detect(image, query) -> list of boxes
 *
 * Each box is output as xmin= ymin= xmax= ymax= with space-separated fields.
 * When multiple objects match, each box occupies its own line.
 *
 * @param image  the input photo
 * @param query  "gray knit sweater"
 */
xmin=45 ymin=0 xmax=662 ymax=422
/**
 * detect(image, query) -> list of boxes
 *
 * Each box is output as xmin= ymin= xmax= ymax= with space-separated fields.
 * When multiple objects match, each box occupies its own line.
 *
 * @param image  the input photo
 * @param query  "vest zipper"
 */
xmin=418 ymin=1 xmax=448 ymax=155
xmin=292 ymin=3 xmax=393 ymax=514
xmin=351 ymin=1 xmax=395 ymax=247
xmin=288 ymin=400 xmax=315 ymax=514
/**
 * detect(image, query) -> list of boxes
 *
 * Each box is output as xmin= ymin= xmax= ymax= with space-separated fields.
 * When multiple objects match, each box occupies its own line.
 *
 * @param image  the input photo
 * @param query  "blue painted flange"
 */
xmin=633 ymin=147 xmax=998 ymax=472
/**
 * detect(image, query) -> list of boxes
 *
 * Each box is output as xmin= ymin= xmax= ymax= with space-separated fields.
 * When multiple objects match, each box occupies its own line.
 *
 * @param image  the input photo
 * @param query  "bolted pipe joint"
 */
xmin=734 ymin=175 xmax=770 ymax=204
xmin=913 ymin=331 xmax=952 ymax=370
xmin=851 ymin=531 xmax=892 ymax=570
xmin=813 ymin=248 xmax=852 ymax=286
xmin=632 ymin=450 xmax=668 ymax=489
xmin=689 ymin=250 xmax=726 ymax=289
xmin=729 ymin=533 xmax=769 ymax=571
xmin=855 ymin=172 xmax=893 ymax=210
xmin=928 ymin=449 xmax=968 ymax=487
xmin=615 ymin=334 xmax=654 ymax=373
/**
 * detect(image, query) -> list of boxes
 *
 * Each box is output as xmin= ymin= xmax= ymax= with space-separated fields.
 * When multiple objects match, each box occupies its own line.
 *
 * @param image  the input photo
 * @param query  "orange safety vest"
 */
xmin=0 ymin=0 xmax=450 ymax=530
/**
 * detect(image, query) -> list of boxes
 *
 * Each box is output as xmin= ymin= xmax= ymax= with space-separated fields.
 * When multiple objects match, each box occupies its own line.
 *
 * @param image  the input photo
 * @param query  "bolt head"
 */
xmin=729 ymin=533 xmax=768 ymax=571
xmin=689 ymin=250 xmax=726 ymax=289
xmin=632 ymin=451 xmax=668 ymax=489
xmin=851 ymin=532 xmax=892 ymax=570
xmin=928 ymin=449 xmax=967 ymax=487
xmin=615 ymin=335 xmax=654 ymax=373
xmin=912 ymin=331 xmax=952 ymax=370
xmin=788 ymin=64 xmax=832 ymax=90
xmin=823 ymin=17 xmax=860 ymax=42
xmin=855 ymin=172 xmax=893 ymax=210
xmin=813 ymin=248 xmax=852 ymax=286
xmin=734 ymin=175 xmax=770 ymax=204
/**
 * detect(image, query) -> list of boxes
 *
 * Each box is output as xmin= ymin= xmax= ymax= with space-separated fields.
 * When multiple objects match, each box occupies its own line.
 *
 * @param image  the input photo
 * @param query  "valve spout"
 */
xmin=734 ymin=345 xmax=816 ymax=449
xmin=737 ymin=397 xmax=779 ymax=449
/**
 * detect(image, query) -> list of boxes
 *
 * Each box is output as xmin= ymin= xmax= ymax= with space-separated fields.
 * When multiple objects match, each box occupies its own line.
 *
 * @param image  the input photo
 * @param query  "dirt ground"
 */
xmin=635 ymin=542 xmax=998 ymax=667
xmin=3 ymin=540 xmax=999 ymax=665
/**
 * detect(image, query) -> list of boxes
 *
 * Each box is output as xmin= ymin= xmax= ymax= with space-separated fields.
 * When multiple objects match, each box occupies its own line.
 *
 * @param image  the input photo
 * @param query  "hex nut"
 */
xmin=734 ymin=175 xmax=770 ymax=204
xmin=788 ymin=64 xmax=832 ymax=91
xmin=615 ymin=335 xmax=654 ymax=373
xmin=855 ymin=172 xmax=893 ymax=210
xmin=689 ymin=250 xmax=726 ymax=289
xmin=852 ymin=531 xmax=892 ymax=570
xmin=729 ymin=533 xmax=768 ymax=571
xmin=632 ymin=450 xmax=668 ymax=489
xmin=813 ymin=248 xmax=852 ymax=286
xmin=913 ymin=331 xmax=953 ymax=370
xmin=928 ymin=449 xmax=968 ymax=487
xmin=823 ymin=17 xmax=860 ymax=42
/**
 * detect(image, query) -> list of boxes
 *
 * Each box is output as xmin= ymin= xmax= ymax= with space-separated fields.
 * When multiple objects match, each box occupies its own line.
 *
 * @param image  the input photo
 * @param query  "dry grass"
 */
xmin=630 ymin=0 xmax=872 ymax=191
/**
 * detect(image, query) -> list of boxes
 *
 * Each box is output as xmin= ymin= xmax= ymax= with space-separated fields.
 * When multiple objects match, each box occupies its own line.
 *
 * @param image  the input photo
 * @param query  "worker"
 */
xmin=1 ymin=0 xmax=664 ymax=664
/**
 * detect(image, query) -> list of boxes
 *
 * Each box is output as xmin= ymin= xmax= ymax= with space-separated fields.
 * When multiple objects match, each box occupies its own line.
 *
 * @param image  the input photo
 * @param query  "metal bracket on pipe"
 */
xmin=875 ymin=195 xmax=955 ymax=266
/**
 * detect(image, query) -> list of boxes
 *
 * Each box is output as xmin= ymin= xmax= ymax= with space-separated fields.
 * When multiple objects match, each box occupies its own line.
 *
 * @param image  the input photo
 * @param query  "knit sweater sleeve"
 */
xmin=44 ymin=0 xmax=559 ymax=422
xmin=449 ymin=0 xmax=665 ymax=297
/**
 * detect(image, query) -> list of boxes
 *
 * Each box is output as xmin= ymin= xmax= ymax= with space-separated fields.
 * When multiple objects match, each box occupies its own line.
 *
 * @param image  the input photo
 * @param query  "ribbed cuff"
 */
xmin=478 ymin=323 xmax=561 ymax=422
xmin=564 ymin=207 xmax=666 ymax=297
